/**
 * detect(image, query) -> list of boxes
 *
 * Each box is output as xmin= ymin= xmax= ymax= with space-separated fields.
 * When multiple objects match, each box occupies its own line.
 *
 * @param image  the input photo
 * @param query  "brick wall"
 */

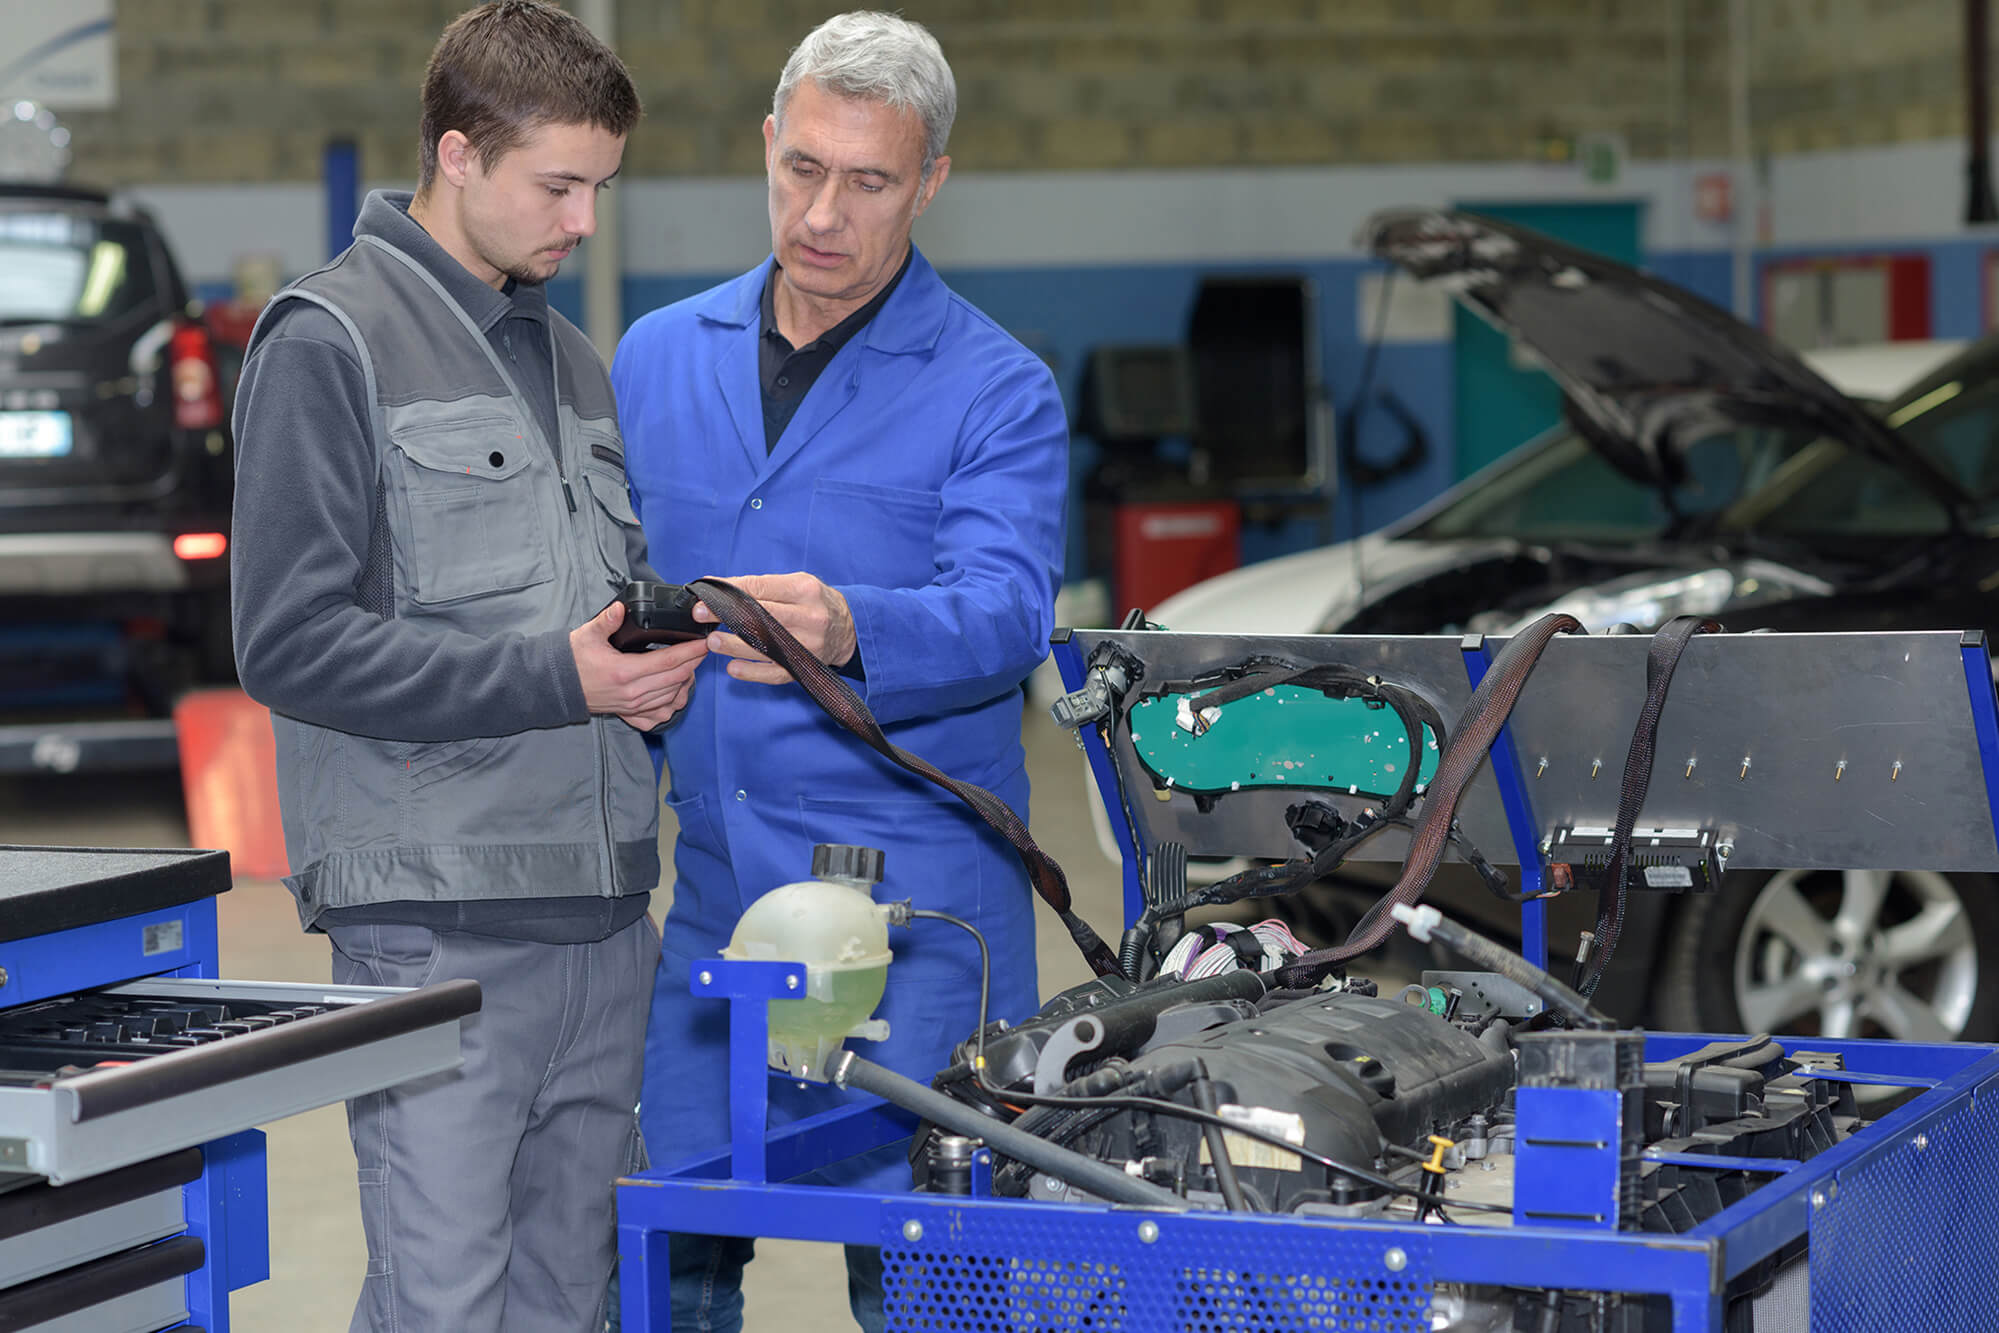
xmin=51 ymin=0 xmax=1984 ymax=186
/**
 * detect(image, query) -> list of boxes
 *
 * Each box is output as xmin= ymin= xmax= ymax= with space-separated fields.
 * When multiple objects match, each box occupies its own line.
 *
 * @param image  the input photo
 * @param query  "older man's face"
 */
xmin=763 ymin=79 xmax=949 ymax=313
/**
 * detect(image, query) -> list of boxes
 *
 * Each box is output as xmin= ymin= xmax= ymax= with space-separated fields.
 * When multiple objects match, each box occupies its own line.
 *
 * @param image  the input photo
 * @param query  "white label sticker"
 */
xmin=141 ymin=919 xmax=184 ymax=956
xmin=1199 ymin=1104 xmax=1307 ymax=1172
xmin=1644 ymin=865 xmax=1694 ymax=889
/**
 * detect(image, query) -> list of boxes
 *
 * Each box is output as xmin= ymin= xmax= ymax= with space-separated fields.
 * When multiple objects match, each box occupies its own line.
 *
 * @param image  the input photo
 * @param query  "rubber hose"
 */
xmin=836 ymin=1053 xmax=1188 ymax=1210
xmin=1191 ymin=1065 xmax=1250 ymax=1212
xmin=1425 ymin=914 xmax=1608 ymax=1029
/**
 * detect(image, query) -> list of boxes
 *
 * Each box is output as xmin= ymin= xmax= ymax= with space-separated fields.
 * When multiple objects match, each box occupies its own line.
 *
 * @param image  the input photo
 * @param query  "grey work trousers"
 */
xmin=327 ymin=916 xmax=659 ymax=1333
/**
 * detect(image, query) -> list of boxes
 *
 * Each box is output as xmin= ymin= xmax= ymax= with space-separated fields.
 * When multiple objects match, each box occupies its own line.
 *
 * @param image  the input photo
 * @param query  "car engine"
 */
xmin=911 ymin=955 xmax=1858 ymax=1331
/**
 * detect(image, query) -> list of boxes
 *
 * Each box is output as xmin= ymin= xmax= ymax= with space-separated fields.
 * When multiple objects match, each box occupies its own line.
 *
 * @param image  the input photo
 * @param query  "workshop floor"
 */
xmin=0 ymin=702 xmax=1130 ymax=1332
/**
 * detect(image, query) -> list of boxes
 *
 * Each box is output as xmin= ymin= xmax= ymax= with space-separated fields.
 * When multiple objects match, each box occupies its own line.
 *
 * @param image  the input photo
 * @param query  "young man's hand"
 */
xmin=693 ymin=571 xmax=855 ymax=685
xmin=571 ymin=600 xmax=707 ymax=728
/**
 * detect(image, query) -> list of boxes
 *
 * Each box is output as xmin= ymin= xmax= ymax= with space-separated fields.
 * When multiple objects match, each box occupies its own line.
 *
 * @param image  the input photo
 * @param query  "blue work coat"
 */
xmin=612 ymin=248 xmax=1067 ymax=1187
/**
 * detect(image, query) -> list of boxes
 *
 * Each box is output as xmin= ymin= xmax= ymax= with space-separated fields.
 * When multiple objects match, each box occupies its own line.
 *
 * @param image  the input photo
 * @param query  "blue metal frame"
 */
xmin=1960 ymin=634 xmax=1999 ymax=858
xmin=1461 ymin=634 xmax=1549 ymax=968
xmin=0 ymin=901 xmax=216 ymax=1006
xmin=615 ymin=631 xmax=1999 ymax=1332
xmin=1052 ymin=636 xmax=1146 ymax=926
xmin=182 ymin=1129 xmax=270 ymax=1331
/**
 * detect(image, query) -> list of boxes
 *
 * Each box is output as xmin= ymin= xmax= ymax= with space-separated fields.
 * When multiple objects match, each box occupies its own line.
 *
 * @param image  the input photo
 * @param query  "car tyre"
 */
xmin=1656 ymin=868 xmax=1999 ymax=1042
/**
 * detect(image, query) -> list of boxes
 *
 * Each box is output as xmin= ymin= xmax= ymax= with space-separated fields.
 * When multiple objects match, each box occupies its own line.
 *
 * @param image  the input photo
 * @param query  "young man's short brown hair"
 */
xmin=418 ymin=1 xmax=641 ymax=192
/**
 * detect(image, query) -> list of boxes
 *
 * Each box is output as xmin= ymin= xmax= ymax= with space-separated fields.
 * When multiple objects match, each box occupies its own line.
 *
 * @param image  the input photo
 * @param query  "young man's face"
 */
xmin=763 ymin=79 xmax=949 ymax=310
xmin=458 ymin=121 xmax=625 ymax=288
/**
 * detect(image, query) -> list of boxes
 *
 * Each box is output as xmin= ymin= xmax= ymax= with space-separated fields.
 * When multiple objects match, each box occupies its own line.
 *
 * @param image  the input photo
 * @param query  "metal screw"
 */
xmin=1590 ymin=759 xmax=1602 ymax=780
xmin=902 ymin=1220 xmax=924 ymax=1242
xmin=1535 ymin=757 xmax=1547 ymax=778
xmin=1684 ymin=757 xmax=1697 ymax=779
xmin=1739 ymin=757 xmax=1751 ymax=780
xmin=1811 ymin=1190 xmax=1826 ymax=1209
xmin=1828 ymin=1181 xmax=1839 ymax=1200
xmin=1916 ymin=1133 xmax=1930 ymax=1150
xmin=1717 ymin=840 xmax=1735 ymax=861
xmin=698 ymin=970 xmax=713 ymax=986
xmin=1538 ymin=835 xmax=1552 ymax=856
xmin=785 ymin=975 xmax=799 ymax=991
xmin=1137 ymin=1221 xmax=1159 ymax=1244
xmin=1891 ymin=761 xmax=1902 ymax=782
xmin=0 ymin=967 xmax=9 ymax=988
xmin=1384 ymin=1247 xmax=1407 ymax=1272
xmin=1835 ymin=760 xmax=1847 ymax=782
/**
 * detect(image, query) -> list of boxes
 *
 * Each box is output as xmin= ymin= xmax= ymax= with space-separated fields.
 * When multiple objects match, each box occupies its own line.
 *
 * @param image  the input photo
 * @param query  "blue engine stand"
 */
xmin=617 ymin=630 xmax=1999 ymax=1331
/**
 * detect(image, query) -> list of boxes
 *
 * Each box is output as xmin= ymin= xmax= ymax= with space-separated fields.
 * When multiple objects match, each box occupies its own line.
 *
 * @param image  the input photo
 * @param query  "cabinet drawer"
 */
xmin=0 ymin=1149 xmax=200 ymax=1288
xmin=0 ymin=977 xmax=479 ymax=1184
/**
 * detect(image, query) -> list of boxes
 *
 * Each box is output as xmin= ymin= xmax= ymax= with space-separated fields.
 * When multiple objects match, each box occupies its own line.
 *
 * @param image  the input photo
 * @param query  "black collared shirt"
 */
xmin=757 ymin=250 xmax=910 ymax=452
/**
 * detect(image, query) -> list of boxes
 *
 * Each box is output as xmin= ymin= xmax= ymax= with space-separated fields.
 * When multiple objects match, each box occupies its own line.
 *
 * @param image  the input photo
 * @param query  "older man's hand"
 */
xmin=693 ymin=571 xmax=856 ymax=686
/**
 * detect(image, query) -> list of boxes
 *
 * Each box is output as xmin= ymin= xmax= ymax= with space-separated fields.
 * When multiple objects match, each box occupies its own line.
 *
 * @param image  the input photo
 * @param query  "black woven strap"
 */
xmin=1575 ymin=614 xmax=1721 ymax=998
xmin=688 ymin=577 xmax=1123 ymax=979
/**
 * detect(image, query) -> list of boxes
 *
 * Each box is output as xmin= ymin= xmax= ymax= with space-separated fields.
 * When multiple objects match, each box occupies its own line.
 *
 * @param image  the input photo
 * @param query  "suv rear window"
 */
xmin=0 ymin=211 xmax=161 ymax=325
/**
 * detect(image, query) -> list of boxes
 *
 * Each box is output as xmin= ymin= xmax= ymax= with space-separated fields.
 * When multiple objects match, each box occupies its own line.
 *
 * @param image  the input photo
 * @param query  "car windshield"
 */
xmin=1709 ymin=369 xmax=1999 ymax=538
xmin=1411 ymin=354 xmax=1999 ymax=546
xmin=0 ymin=210 xmax=159 ymax=325
xmin=1409 ymin=423 xmax=1808 ymax=543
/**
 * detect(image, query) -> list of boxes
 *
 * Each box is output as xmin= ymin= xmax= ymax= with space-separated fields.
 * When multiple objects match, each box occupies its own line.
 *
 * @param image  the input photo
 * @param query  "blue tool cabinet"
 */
xmin=617 ymin=629 xmax=1999 ymax=1332
xmin=0 ymin=846 xmax=477 ymax=1332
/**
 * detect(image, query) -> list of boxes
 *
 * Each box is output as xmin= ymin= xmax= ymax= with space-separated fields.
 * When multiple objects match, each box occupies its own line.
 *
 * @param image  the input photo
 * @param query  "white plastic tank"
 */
xmin=722 ymin=844 xmax=894 ymax=1079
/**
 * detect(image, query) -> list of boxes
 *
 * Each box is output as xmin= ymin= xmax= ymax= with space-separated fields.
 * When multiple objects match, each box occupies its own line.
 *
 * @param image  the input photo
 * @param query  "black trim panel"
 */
xmin=0 ymin=1234 xmax=202 ymax=1329
xmin=0 ymin=1148 xmax=200 ymax=1241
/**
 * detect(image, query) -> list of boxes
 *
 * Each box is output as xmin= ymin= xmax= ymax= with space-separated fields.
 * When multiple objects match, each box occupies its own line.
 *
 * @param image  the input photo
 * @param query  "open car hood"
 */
xmin=1359 ymin=208 xmax=1970 ymax=512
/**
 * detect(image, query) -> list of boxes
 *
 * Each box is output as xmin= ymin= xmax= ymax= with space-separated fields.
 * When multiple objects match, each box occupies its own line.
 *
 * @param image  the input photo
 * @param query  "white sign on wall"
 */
xmin=0 ymin=2 xmax=116 ymax=110
xmin=1357 ymin=271 xmax=1453 ymax=344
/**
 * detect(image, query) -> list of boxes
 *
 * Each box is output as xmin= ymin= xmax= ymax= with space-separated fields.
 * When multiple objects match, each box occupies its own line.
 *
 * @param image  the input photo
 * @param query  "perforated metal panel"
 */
xmin=1811 ymin=1078 xmax=1999 ymax=1332
xmin=881 ymin=1208 xmax=1431 ymax=1332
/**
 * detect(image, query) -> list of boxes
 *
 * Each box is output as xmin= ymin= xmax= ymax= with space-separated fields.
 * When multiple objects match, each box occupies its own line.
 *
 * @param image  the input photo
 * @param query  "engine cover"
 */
xmin=1060 ymin=992 xmax=1512 ymax=1212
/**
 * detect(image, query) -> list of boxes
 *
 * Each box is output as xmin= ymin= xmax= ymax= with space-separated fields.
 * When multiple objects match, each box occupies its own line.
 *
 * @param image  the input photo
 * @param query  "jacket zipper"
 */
xmin=536 ymin=333 xmax=615 ymax=896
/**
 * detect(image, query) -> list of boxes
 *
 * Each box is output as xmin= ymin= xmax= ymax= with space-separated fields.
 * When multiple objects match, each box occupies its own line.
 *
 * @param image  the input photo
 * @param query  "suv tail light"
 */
xmin=169 ymin=321 xmax=224 ymax=431
xmin=173 ymin=532 xmax=228 ymax=560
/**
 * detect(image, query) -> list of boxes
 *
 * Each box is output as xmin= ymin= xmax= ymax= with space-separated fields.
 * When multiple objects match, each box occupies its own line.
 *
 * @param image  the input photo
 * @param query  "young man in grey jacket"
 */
xmin=229 ymin=5 xmax=704 ymax=1328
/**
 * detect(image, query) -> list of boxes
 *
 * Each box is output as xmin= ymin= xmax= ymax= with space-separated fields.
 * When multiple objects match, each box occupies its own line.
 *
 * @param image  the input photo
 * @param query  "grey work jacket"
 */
xmin=242 ymin=230 xmax=659 ymax=928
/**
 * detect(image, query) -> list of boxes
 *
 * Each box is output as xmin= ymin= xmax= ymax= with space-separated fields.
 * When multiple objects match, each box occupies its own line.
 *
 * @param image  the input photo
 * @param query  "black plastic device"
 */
xmin=609 ymin=581 xmax=707 ymax=651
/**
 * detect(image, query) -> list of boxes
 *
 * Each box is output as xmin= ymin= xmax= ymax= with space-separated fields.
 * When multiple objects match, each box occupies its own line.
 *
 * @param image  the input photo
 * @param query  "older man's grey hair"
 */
xmin=773 ymin=11 xmax=957 ymax=178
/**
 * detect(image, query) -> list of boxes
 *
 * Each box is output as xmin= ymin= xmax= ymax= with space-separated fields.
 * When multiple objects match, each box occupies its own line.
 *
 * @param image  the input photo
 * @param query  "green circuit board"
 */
xmin=1128 ymin=686 xmax=1440 ymax=798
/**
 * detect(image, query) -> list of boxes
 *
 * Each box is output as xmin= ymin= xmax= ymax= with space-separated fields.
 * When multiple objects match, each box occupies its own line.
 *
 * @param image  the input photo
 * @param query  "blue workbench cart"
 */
xmin=618 ymin=627 xmax=1999 ymax=1332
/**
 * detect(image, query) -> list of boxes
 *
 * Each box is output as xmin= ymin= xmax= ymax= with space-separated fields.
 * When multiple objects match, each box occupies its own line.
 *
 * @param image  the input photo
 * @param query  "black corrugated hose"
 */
xmin=1574 ymin=615 xmax=1720 ymax=999
xmin=831 ymin=1050 xmax=1188 ymax=1210
xmin=688 ymin=576 xmax=1123 ymax=980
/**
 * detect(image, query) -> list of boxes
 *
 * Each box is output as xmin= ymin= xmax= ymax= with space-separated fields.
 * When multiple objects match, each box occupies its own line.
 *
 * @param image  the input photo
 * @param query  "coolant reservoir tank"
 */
xmin=722 ymin=843 xmax=893 ymax=1079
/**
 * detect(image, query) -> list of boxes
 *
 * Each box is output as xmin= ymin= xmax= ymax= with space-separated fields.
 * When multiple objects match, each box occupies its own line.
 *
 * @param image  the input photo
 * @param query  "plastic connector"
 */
xmin=1049 ymin=676 xmax=1113 ymax=730
xmin=1390 ymin=903 xmax=1443 ymax=942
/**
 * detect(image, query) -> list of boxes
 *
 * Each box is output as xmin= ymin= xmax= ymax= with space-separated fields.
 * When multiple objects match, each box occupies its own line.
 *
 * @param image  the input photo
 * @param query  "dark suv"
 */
xmin=0 ymin=183 xmax=233 ymax=733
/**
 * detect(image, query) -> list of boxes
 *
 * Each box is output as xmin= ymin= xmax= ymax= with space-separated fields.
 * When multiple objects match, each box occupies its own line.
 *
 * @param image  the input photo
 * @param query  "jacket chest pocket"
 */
xmin=803 ymin=478 xmax=942 ymax=589
xmin=390 ymin=417 xmax=553 ymax=605
xmin=579 ymin=430 xmax=641 ymax=592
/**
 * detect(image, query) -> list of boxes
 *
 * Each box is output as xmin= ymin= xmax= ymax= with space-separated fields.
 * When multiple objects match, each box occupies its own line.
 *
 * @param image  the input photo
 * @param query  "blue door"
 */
xmin=1450 ymin=200 xmax=1644 ymax=480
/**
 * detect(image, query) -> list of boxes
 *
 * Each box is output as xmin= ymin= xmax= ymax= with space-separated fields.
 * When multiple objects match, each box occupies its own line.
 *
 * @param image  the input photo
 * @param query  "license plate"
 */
xmin=0 ymin=410 xmax=71 ymax=459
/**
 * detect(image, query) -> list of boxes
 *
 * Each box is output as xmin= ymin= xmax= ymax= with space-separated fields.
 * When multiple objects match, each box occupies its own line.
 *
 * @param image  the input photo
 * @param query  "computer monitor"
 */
xmin=1186 ymin=275 xmax=1323 ymax=491
xmin=1079 ymin=343 xmax=1196 ymax=444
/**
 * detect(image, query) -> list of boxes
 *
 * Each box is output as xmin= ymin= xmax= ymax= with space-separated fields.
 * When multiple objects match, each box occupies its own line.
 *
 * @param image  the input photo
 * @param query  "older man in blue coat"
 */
xmin=611 ymin=11 xmax=1067 ymax=1331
